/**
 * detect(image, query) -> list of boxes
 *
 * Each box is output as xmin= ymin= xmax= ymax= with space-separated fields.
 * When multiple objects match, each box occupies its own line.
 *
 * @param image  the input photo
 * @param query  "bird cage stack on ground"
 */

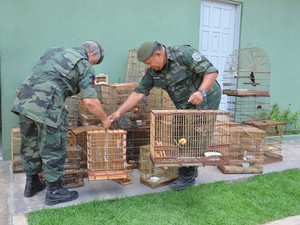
xmin=147 ymin=87 xmax=176 ymax=110
xmin=94 ymin=74 xmax=108 ymax=85
xmin=11 ymin=127 xmax=22 ymax=173
xmin=70 ymin=125 xmax=103 ymax=170
xmin=65 ymin=95 xmax=80 ymax=130
xmin=11 ymin=127 xmax=85 ymax=187
xmin=86 ymin=129 xmax=129 ymax=181
xmin=243 ymin=120 xmax=285 ymax=164
xmin=79 ymin=85 xmax=103 ymax=126
xmin=139 ymin=145 xmax=178 ymax=188
xmin=223 ymin=47 xmax=271 ymax=123
xmin=218 ymin=124 xmax=265 ymax=174
xmin=125 ymin=49 xmax=146 ymax=83
xmin=39 ymin=169 xmax=84 ymax=189
xmin=65 ymin=95 xmax=80 ymax=144
xmin=64 ymin=145 xmax=82 ymax=170
xmin=62 ymin=145 xmax=85 ymax=188
xmin=126 ymin=128 xmax=150 ymax=168
xmin=61 ymin=169 xmax=84 ymax=188
xmin=101 ymin=83 xmax=150 ymax=127
xmin=150 ymin=110 xmax=231 ymax=167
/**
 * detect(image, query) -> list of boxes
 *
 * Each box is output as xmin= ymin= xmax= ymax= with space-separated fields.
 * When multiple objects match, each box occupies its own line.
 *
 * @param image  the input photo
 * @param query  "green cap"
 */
xmin=137 ymin=41 xmax=157 ymax=62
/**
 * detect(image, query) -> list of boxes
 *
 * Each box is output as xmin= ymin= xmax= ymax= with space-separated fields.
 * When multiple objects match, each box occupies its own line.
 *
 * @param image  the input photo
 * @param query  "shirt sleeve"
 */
xmin=76 ymin=59 xmax=98 ymax=99
xmin=134 ymin=70 xmax=154 ymax=96
xmin=181 ymin=47 xmax=218 ymax=77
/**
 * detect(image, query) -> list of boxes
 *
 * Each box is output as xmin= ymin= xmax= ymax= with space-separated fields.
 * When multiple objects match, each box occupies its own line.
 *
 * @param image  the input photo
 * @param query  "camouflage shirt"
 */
xmin=135 ymin=45 xmax=221 ymax=109
xmin=11 ymin=47 xmax=97 ymax=128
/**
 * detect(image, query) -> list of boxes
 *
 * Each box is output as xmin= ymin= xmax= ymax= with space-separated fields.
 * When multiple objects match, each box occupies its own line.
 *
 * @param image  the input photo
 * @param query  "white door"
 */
xmin=199 ymin=0 xmax=241 ymax=111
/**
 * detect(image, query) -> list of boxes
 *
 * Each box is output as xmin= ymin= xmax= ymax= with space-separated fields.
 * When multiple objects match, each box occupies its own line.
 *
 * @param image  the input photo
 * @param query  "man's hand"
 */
xmin=188 ymin=91 xmax=204 ymax=105
xmin=102 ymin=118 xmax=112 ymax=129
xmin=108 ymin=111 xmax=121 ymax=123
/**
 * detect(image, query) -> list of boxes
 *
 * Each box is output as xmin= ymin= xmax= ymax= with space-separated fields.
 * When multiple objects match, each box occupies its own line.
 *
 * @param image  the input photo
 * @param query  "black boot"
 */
xmin=24 ymin=174 xmax=46 ymax=197
xmin=169 ymin=167 xmax=198 ymax=191
xmin=45 ymin=180 xmax=78 ymax=206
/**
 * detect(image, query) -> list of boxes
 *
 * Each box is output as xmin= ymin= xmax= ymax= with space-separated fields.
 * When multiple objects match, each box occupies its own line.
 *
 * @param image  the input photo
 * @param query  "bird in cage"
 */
xmin=250 ymin=71 xmax=256 ymax=86
xmin=257 ymin=104 xmax=263 ymax=110
xmin=178 ymin=138 xmax=187 ymax=145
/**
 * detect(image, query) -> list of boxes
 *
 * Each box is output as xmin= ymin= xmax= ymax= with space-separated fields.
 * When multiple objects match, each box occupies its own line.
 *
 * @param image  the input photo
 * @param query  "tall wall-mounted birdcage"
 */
xmin=86 ymin=129 xmax=128 ymax=181
xmin=223 ymin=47 xmax=271 ymax=123
xmin=150 ymin=110 xmax=231 ymax=167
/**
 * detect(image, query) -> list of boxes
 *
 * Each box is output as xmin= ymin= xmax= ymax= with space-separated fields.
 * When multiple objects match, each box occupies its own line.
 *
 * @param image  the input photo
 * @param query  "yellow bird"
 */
xmin=178 ymin=138 xmax=187 ymax=145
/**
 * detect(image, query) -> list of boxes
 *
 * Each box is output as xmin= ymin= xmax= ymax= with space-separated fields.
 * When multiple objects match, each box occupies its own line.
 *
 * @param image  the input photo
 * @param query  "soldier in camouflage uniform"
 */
xmin=11 ymin=40 xmax=111 ymax=205
xmin=109 ymin=41 xmax=221 ymax=190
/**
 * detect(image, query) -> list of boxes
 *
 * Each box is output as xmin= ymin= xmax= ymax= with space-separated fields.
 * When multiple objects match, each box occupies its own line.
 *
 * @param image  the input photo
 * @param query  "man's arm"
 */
xmin=82 ymin=98 xmax=111 ymax=128
xmin=108 ymin=92 xmax=145 ymax=122
xmin=188 ymin=72 xmax=218 ymax=105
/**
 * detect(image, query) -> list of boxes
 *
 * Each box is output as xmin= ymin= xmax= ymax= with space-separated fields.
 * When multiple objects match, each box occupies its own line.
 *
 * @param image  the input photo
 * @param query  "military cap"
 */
xmin=137 ymin=41 xmax=157 ymax=62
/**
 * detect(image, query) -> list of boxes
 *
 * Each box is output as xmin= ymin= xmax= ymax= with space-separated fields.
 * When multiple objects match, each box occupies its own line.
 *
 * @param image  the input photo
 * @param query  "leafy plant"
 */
xmin=258 ymin=103 xmax=300 ymax=134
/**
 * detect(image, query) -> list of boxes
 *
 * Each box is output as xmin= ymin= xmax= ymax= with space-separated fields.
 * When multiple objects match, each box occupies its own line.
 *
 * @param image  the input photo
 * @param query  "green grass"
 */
xmin=27 ymin=169 xmax=300 ymax=225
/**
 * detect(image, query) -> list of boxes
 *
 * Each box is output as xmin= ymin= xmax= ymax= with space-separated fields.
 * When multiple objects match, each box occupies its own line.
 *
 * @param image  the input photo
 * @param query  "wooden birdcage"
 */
xmin=62 ymin=169 xmax=84 ymax=188
xmin=147 ymin=87 xmax=175 ymax=110
xmin=223 ymin=47 xmax=271 ymax=123
xmin=70 ymin=125 xmax=104 ymax=169
xmin=139 ymin=145 xmax=178 ymax=188
xmin=150 ymin=110 xmax=231 ymax=167
xmin=243 ymin=120 xmax=285 ymax=164
xmin=65 ymin=95 xmax=80 ymax=129
xmin=79 ymin=84 xmax=103 ymax=126
xmin=125 ymin=49 xmax=146 ymax=83
xmin=64 ymin=146 xmax=82 ymax=170
xmin=101 ymin=82 xmax=138 ymax=114
xmin=86 ymin=129 xmax=129 ymax=180
xmin=218 ymin=124 xmax=265 ymax=174
xmin=126 ymin=127 xmax=150 ymax=168
xmin=39 ymin=169 xmax=84 ymax=188
xmin=101 ymin=83 xmax=151 ymax=126
xmin=94 ymin=74 xmax=108 ymax=85
xmin=11 ymin=127 xmax=23 ymax=173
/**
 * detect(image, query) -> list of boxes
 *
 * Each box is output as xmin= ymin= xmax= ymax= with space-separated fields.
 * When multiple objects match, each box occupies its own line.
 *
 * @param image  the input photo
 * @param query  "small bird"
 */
xmin=257 ymin=105 xmax=263 ymax=109
xmin=178 ymin=138 xmax=187 ymax=145
xmin=250 ymin=71 xmax=256 ymax=86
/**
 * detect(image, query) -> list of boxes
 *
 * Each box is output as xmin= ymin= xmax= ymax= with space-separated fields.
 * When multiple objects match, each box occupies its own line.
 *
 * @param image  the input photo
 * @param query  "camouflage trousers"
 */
xmin=19 ymin=114 xmax=67 ymax=182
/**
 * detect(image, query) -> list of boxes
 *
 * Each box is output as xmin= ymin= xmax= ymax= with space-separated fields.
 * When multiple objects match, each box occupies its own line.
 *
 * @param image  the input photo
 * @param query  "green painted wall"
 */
xmin=1 ymin=0 xmax=299 ymax=160
xmin=239 ymin=0 xmax=300 ymax=112
xmin=0 ymin=0 xmax=200 ymax=160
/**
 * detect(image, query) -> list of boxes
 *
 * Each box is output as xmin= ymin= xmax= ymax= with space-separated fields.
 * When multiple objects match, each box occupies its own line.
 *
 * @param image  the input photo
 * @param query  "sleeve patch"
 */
xmin=192 ymin=52 xmax=202 ymax=62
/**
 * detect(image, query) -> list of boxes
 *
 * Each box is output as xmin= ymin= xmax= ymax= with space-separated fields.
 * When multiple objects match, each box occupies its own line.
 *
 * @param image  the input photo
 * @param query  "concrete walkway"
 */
xmin=1 ymin=136 xmax=300 ymax=225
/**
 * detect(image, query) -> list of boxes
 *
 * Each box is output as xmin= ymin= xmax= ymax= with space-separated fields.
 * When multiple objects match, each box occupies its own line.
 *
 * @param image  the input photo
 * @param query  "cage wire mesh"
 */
xmin=218 ymin=124 xmax=265 ymax=174
xmin=125 ymin=49 xmax=147 ymax=83
xmin=150 ymin=110 xmax=231 ymax=167
xmin=223 ymin=47 xmax=271 ymax=123
xmin=86 ymin=129 xmax=129 ymax=180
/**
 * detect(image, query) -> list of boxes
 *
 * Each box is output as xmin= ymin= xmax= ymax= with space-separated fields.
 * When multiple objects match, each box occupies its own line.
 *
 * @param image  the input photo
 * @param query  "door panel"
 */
xmin=200 ymin=0 xmax=240 ymax=111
